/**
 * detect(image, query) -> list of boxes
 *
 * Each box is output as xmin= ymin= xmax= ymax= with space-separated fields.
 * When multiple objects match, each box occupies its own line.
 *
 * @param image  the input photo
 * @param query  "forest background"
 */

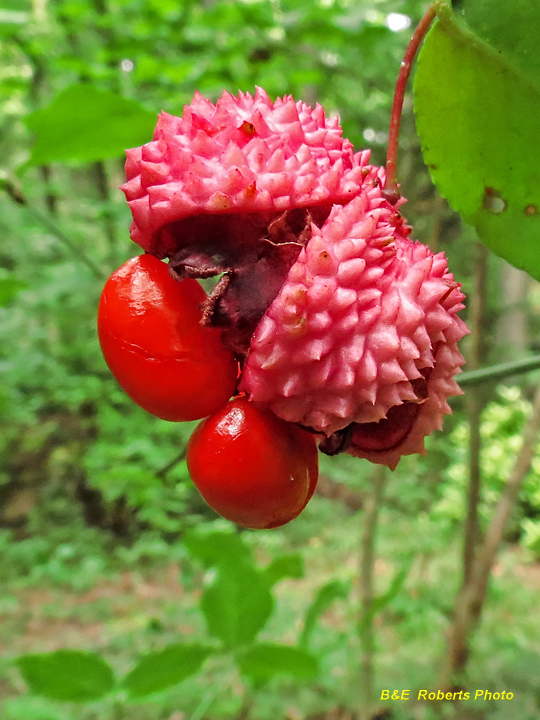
xmin=1 ymin=0 xmax=540 ymax=719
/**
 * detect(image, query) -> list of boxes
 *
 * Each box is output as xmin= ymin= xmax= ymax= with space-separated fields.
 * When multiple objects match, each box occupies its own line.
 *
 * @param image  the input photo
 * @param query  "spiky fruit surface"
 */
xmin=121 ymin=88 xmax=469 ymax=469
xmin=122 ymin=87 xmax=371 ymax=257
xmin=240 ymin=193 xmax=468 ymax=468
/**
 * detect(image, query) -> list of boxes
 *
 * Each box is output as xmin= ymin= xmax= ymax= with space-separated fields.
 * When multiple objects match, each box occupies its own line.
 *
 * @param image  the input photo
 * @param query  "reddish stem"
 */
xmin=385 ymin=5 xmax=437 ymax=194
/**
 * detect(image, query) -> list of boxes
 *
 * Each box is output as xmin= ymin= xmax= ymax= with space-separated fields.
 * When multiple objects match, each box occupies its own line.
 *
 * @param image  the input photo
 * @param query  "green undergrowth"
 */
xmin=2 ymin=481 xmax=540 ymax=719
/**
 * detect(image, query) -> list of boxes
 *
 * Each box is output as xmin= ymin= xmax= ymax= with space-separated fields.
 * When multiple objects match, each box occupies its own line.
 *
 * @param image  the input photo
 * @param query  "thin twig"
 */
xmin=458 ymin=354 xmax=540 ymax=387
xmin=155 ymin=447 xmax=188 ymax=480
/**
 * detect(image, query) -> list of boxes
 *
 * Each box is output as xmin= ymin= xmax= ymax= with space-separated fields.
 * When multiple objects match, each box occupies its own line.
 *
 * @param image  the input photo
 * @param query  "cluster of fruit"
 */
xmin=98 ymin=254 xmax=318 ymax=529
xmin=97 ymin=88 xmax=468 ymax=529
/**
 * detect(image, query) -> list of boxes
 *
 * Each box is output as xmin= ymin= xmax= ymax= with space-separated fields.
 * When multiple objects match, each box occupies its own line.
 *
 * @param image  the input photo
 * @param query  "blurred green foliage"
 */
xmin=2 ymin=0 xmax=540 ymax=718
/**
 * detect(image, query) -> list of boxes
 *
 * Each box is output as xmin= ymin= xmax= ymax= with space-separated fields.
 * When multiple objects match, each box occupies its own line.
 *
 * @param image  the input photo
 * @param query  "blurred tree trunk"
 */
xmin=439 ymin=382 xmax=540 ymax=691
xmin=497 ymin=262 xmax=531 ymax=360
xmin=92 ymin=160 xmax=118 ymax=263
xmin=428 ymin=191 xmax=445 ymax=252
xmin=0 ymin=411 xmax=132 ymax=537
xmin=56 ymin=0 xmax=119 ymax=262
xmin=463 ymin=243 xmax=489 ymax=583
xmin=316 ymin=474 xmax=363 ymax=511
xmin=358 ymin=466 xmax=386 ymax=720
xmin=14 ymin=33 xmax=58 ymax=215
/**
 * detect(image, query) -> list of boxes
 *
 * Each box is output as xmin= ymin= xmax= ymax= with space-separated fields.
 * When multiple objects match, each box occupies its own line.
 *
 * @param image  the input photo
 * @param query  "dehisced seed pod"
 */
xmin=119 ymin=89 xmax=468 ymax=469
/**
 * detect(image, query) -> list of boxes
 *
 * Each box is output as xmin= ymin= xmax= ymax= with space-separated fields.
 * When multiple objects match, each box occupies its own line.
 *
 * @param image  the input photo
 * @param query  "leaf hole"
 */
xmin=483 ymin=187 xmax=507 ymax=214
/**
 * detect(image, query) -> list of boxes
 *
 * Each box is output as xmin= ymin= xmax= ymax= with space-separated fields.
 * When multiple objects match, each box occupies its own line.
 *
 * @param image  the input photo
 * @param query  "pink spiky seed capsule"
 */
xmin=120 ymin=88 xmax=469 ymax=469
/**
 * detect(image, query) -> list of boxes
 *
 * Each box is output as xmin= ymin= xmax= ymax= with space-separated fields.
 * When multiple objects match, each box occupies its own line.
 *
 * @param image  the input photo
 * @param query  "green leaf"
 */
xmin=201 ymin=566 xmax=274 ymax=649
xmin=458 ymin=0 xmax=540 ymax=93
xmin=360 ymin=561 xmax=412 ymax=631
xmin=237 ymin=644 xmax=319 ymax=683
xmin=25 ymin=85 xmax=156 ymax=165
xmin=0 ymin=269 xmax=26 ymax=306
xmin=0 ymin=10 xmax=29 ymax=28
xmin=5 ymin=696 xmax=69 ymax=720
xmin=17 ymin=650 xmax=115 ymax=702
xmin=298 ymin=579 xmax=350 ymax=650
xmin=414 ymin=18 xmax=540 ymax=279
xmin=262 ymin=553 xmax=304 ymax=587
xmin=183 ymin=527 xmax=255 ymax=570
xmin=371 ymin=561 xmax=411 ymax=616
xmin=122 ymin=644 xmax=213 ymax=698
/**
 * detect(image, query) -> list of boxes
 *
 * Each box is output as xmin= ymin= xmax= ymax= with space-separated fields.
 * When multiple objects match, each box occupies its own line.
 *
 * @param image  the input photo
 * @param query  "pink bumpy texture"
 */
xmin=122 ymin=87 xmax=370 ymax=255
xmin=122 ymin=88 xmax=469 ymax=469
xmin=241 ymin=193 xmax=468 ymax=468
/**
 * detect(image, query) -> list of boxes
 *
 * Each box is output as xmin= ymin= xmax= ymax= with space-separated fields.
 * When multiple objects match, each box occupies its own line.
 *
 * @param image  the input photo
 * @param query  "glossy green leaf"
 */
xmin=25 ymin=85 xmax=156 ymax=165
xmin=201 ymin=566 xmax=274 ymax=649
xmin=17 ymin=650 xmax=115 ymax=702
xmin=262 ymin=553 xmax=305 ymax=587
xmin=414 ymin=18 xmax=540 ymax=279
xmin=458 ymin=0 xmax=540 ymax=93
xmin=298 ymin=579 xmax=350 ymax=650
xmin=122 ymin=644 xmax=213 ymax=698
xmin=237 ymin=644 xmax=319 ymax=683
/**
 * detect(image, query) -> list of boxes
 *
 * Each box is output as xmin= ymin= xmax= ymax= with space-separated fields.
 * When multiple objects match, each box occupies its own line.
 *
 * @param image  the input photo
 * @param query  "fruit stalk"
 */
xmin=385 ymin=4 xmax=437 ymax=194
